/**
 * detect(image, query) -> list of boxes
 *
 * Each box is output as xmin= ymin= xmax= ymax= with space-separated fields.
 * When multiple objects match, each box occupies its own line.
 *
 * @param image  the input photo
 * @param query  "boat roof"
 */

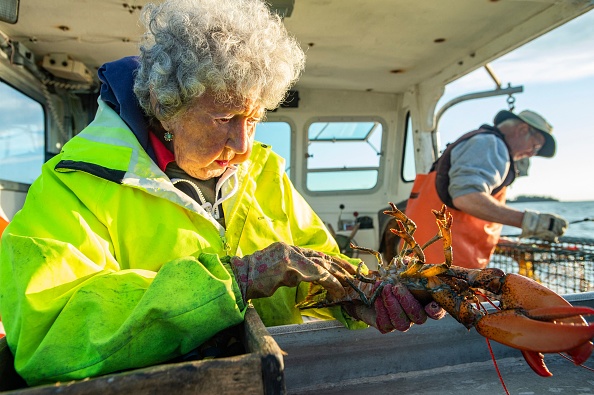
xmin=1 ymin=0 xmax=592 ymax=94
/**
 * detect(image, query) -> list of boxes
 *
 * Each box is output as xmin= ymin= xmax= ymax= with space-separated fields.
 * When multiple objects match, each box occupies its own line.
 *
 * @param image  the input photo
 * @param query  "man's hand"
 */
xmin=520 ymin=210 xmax=568 ymax=242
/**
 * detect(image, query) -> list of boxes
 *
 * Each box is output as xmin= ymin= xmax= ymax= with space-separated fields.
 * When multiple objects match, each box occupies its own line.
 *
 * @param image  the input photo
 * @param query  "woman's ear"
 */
xmin=160 ymin=119 xmax=171 ymax=132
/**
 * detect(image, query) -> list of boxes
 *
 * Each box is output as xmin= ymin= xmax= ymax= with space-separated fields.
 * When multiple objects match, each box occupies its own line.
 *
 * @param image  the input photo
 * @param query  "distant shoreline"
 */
xmin=507 ymin=195 xmax=559 ymax=203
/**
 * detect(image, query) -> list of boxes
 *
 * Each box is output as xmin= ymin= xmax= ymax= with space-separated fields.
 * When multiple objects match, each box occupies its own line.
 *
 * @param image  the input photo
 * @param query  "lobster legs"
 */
xmin=357 ymin=204 xmax=594 ymax=377
xmin=299 ymin=204 xmax=594 ymax=377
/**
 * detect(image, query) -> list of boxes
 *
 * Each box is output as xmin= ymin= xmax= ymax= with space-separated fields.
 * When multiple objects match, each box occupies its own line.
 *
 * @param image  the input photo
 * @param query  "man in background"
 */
xmin=401 ymin=109 xmax=568 ymax=269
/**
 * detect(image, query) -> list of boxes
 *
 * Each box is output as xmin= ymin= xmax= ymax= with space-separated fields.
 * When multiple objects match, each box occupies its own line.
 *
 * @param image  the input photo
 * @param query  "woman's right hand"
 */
xmin=229 ymin=241 xmax=358 ymax=303
xmin=229 ymin=242 xmax=446 ymax=333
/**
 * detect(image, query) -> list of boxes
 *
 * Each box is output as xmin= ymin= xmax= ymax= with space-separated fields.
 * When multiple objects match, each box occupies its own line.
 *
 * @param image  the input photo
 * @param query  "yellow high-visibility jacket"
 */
xmin=0 ymin=100 xmax=364 ymax=385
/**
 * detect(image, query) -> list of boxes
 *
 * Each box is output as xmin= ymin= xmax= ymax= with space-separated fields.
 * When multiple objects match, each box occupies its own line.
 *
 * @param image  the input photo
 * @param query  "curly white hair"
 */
xmin=133 ymin=0 xmax=305 ymax=121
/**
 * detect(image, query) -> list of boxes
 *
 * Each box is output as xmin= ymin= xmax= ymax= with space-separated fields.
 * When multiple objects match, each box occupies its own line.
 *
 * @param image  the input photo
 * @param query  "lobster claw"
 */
xmin=475 ymin=274 xmax=594 ymax=377
xmin=521 ymin=341 xmax=593 ymax=377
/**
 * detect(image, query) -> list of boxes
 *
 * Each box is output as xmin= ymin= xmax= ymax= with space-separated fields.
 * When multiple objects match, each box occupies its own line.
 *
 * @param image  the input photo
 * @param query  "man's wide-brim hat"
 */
xmin=494 ymin=109 xmax=556 ymax=157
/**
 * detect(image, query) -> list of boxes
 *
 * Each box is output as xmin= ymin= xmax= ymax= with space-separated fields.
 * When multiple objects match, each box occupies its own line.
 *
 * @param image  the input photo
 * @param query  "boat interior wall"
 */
xmin=0 ymin=185 xmax=27 ymax=221
xmin=268 ymin=89 xmax=407 ymax=267
xmin=401 ymin=86 xmax=442 ymax=174
xmin=271 ymin=88 xmax=402 ymax=198
xmin=0 ymin=1 xmax=592 ymax=96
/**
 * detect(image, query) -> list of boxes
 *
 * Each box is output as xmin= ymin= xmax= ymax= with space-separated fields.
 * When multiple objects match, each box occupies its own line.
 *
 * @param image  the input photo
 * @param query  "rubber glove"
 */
xmin=231 ymin=242 xmax=445 ymax=333
xmin=342 ymin=279 xmax=446 ymax=333
xmin=229 ymin=241 xmax=358 ymax=303
xmin=520 ymin=210 xmax=568 ymax=242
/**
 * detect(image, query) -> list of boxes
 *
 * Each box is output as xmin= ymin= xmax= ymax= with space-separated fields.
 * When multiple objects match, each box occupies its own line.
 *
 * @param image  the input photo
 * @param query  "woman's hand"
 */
xmin=230 ymin=241 xmax=446 ymax=333
xmin=343 ymin=280 xmax=446 ymax=333
xmin=230 ymin=241 xmax=357 ymax=302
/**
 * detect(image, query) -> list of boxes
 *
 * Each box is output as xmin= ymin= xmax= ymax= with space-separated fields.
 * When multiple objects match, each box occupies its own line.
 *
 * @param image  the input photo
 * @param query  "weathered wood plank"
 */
xmin=2 ymin=354 xmax=263 ymax=395
xmin=244 ymin=307 xmax=285 ymax=395
xmin=0 ymin=307 xmax=285 ymax=394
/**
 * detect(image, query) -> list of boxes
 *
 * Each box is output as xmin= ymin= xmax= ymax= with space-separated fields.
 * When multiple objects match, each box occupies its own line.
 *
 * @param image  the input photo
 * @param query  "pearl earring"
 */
xmin=164 ymin=131 xmax=174 ymax=142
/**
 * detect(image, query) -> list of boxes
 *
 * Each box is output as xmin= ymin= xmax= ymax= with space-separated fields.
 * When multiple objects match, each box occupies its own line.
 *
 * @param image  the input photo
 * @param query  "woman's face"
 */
xmin=163 ymin=92 xmax=264 ymax=180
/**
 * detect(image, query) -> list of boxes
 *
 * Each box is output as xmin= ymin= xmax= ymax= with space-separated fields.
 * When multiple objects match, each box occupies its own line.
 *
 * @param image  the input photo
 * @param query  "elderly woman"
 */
xmin=0 ymin=0 xmax=442 ymax=386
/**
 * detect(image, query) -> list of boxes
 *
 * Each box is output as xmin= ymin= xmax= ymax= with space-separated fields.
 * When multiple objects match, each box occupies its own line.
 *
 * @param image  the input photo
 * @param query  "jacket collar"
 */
xmin=97 ymin=56 xmax=156 ymax=162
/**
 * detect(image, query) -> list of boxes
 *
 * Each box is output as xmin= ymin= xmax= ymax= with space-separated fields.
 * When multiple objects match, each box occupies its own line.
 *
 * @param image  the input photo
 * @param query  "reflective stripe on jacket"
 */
xmin=0 ymin=100 xmax=363 ymax=385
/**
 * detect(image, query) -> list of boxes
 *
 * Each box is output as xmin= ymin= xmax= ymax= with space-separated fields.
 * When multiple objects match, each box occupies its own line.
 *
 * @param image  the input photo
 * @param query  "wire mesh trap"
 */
xmin=490 ymin=236 xmax=594 ymax=294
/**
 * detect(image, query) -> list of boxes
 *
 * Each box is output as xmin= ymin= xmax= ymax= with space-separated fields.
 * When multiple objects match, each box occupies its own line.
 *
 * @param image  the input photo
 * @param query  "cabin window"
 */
xmin=305 ymin=119 xmax=384 ymax=192
xmin=402 ymin=112 xmax=416 ymax=182
xmin=0 ymin=80 xmax=45 ymax=184
xmin=255 ymin=120 xmax=292 ymax=176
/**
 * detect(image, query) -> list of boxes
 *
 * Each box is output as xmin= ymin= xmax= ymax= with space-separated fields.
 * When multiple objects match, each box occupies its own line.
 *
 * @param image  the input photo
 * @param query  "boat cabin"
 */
xmin=2 ymin=1 xmax=593 ymax=268
xmin=1 ymin=1 xmax=593 ymax=262
xmin=0 ymin=1 xmax=593 ymax=393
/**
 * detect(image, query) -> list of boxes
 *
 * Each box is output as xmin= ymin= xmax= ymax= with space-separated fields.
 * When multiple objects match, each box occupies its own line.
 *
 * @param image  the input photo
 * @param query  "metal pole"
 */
xmin=484 ymin=63 xmax=502 ymax=88
xmin=431 ymin=84 xmax=523 ymax=159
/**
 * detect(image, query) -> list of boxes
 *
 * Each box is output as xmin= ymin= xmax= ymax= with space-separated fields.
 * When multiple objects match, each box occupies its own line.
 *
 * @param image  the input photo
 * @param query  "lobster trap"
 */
xmin=490 ymin=236 xmax=594 ymax=295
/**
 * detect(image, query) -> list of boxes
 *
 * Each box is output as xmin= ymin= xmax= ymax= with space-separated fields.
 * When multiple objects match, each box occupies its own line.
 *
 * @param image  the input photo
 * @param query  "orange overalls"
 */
xmin=0 ymin=215 xmax=8 ymax=235
xmin=405 ymin=172 xmax=507 ymax=268
xmin=405 ymin=126 xmax=516 ymax=269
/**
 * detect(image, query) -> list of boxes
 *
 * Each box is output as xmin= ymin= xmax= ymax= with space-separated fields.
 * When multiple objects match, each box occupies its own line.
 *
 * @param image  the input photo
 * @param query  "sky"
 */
xmin=437 ymin=9 xmax=594 ymax=202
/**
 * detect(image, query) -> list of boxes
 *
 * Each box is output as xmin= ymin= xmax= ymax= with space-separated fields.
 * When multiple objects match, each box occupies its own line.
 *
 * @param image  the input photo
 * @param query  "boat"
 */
xmin=0 ymin=0 xmax=593 ymax=393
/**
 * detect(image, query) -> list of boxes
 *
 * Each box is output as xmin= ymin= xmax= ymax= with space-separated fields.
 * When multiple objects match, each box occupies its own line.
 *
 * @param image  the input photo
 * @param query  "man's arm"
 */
xmin=448 ymin=135 xmax=567 ymax=240
xmin=448 ymin=134 xmax=524 ymax=226
xmin=452 ymin=192 xmax=524 ymax=227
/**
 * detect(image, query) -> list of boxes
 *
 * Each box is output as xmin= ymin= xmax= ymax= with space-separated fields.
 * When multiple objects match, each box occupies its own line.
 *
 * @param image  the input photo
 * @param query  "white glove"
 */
xmin=520 ymin=210 xmax=568 ymax=242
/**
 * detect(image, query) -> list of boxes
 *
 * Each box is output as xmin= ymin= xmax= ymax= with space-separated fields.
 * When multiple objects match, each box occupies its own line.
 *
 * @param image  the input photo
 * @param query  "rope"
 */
xmin=570 ymin=218 xmax=593 ymax=224
xmin=39 ymin=78 xmax=95 ymax=147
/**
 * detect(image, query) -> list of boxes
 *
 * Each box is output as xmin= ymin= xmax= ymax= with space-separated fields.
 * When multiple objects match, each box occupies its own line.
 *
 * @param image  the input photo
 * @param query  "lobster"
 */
xmin=299 ymin=203 xmax=594 ymax=377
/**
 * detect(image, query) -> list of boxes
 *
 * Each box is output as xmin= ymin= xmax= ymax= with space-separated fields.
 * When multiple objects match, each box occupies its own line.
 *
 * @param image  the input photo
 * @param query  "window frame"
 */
xmin=0 ymin=74 xmax=47 ymax=189
xmin=302 ymin=116 xmax=387 ymax=196
xmin=255 ymin=115 xmax=297 ymax=182
xmin=401 ymin=111 xmax=416 ymax=183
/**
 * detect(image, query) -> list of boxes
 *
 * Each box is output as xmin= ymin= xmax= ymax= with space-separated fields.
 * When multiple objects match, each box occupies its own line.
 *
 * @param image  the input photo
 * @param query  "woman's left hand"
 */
xmin=343 ymin=281 xmax=446 ymax=333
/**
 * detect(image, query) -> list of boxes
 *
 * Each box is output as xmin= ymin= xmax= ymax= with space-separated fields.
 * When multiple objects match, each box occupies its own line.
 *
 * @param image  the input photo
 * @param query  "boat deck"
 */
xmin=269 ymin=292 xmax=594 ymax=395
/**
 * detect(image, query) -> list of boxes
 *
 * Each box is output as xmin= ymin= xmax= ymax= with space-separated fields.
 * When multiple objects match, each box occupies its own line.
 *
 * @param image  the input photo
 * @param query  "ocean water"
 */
xmin=502 ymin=200 xmax=594 ymax=240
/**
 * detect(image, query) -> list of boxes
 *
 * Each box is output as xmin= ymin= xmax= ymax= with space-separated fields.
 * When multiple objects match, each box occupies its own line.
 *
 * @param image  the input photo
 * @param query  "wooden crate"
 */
xmin=0 ymin=307 xmax=284 ymax=394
